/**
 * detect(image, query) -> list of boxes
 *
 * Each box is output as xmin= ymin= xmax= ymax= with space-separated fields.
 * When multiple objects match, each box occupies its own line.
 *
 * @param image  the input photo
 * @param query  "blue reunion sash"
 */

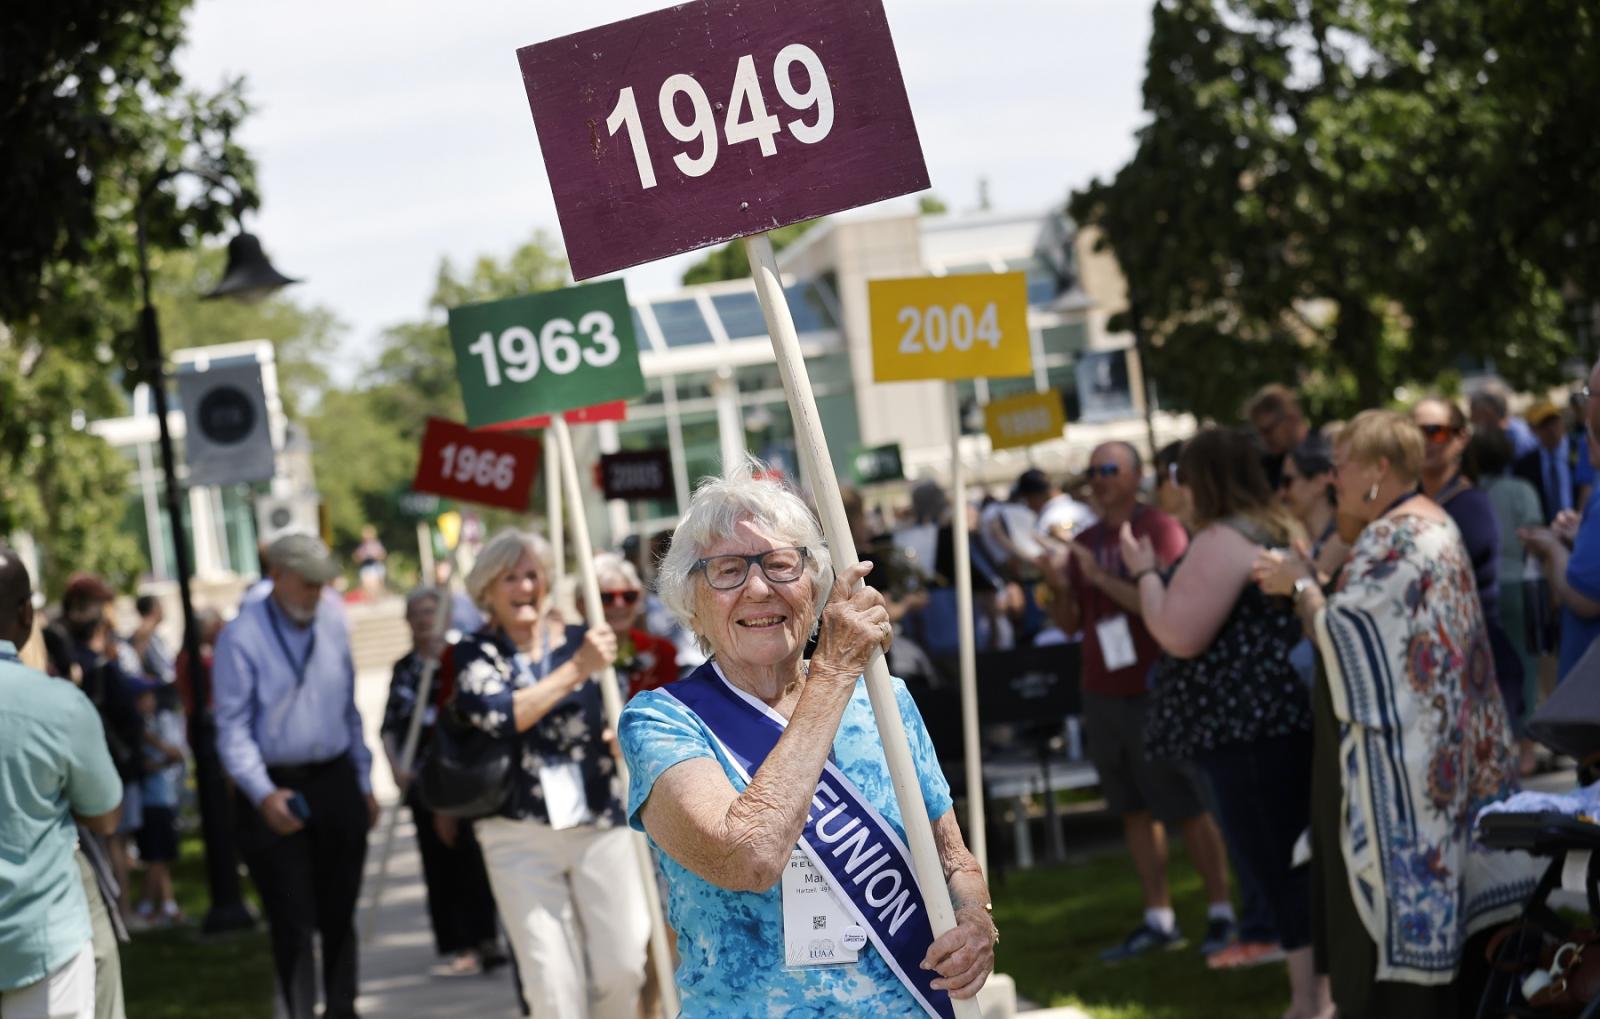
xmin=662 ymin=662 xmax=954 ymax=1019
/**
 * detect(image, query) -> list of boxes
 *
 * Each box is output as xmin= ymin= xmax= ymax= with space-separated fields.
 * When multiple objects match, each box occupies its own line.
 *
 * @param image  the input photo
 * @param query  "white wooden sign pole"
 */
xmin=947 ymin=383 xmax=987 ymax=879
xmin=744 ymin=233 xmax=979 ymax=1019
xmin=545 ymin=430 xmax=566 ymax=591
xmin=550 ymin=417 xmax=679 ymax=1016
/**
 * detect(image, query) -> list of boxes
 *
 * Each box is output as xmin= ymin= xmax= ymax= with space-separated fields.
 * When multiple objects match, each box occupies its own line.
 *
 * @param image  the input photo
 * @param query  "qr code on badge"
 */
xmin=812 ymin=915 xmax=827 ymax=930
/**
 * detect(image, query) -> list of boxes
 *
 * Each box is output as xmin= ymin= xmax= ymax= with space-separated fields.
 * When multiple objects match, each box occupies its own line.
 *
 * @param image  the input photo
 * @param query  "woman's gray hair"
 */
xmin=657 ymin=459 xmax=831 ymax=652
xmin=404 ymin=585 xmax=443 ymax=617
xmin=465 ymin=529 xmax=553 ymax=616
xmin=592 ymin=552 xmax=642 ymax=590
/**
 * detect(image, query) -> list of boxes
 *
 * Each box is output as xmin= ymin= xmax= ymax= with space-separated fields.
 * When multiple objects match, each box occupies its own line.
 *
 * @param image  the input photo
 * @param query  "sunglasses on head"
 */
xmin=1086 ymin=464 xmax=1121 ymax=478
xmin=1418 ymin=423 xmax=1460 ymax=445
xmin=599 ymin=590 xmax=640 ymax=606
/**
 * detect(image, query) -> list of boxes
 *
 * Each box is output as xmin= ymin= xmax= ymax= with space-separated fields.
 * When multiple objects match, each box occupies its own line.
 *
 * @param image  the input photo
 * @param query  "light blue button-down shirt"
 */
xmin=213 ymin=595 xmax=372 ymax=806
xmin=0 ymin=640 xmax=123 ymax=991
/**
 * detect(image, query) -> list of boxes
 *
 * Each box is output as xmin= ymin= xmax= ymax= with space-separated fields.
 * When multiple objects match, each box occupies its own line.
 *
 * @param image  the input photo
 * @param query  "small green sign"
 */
xmin=852 ymin=443 xmax=904 ymax=485
xmin=447 ymin=279 xmax=646 ymax=429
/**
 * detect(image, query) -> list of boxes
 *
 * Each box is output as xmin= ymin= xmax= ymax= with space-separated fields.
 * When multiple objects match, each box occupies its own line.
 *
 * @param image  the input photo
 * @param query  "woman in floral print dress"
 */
xmin=451 ymin=529 xmax=649 ymax=1019
xmin=1256 ymin=410 xmax=1540 ymax=1018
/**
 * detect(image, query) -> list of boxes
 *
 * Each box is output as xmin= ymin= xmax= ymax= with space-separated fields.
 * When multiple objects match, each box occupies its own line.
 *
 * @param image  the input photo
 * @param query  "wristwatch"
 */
xmin=1291 ymin=576 xmax=1316 ymax=605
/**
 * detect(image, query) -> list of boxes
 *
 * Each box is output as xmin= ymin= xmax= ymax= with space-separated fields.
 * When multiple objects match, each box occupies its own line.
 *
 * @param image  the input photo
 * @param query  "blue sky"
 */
xmin=177 ymin=0 xmax=1153 ymax=372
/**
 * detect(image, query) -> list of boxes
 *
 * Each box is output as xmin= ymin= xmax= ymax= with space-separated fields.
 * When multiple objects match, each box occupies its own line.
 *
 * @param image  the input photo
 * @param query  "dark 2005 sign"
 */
xmin=599 ymin=450 xmax=674 ymax=502
xmin=517 ymin=0 xmax=929 ymax=281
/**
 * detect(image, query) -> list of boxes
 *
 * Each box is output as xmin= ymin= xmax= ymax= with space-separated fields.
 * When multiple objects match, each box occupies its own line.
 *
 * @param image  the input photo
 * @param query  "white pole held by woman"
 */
xmin=546 ymin=429 xmax=566 ymax=591
xmin=742 ymin=232 xmax=981 ymax=1019
xmin=550 ymin=417 xmax=680 ymax=1016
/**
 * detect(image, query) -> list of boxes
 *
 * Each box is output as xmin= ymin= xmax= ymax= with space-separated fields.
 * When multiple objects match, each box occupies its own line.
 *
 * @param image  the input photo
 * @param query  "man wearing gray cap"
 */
xmin=214 ymin=533 xmax=376 ymax=1019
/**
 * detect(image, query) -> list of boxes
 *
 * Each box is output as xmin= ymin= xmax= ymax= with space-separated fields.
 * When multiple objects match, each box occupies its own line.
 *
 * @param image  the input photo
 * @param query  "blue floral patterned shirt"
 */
xmin=620 ymin=670 xmax=953 ymax=1018
xmin=452 ymin=626 xmax=625 ymax=826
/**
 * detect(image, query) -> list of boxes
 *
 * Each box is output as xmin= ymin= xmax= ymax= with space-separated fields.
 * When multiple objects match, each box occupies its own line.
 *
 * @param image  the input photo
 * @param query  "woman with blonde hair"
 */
xmin=1255 ymin=410 xmax=1538 ymax=1017
xmin=1123 ymin=427 xmax=1324 ymax=1015
xmin=451 ymin=529 xmax=647 ymax=1019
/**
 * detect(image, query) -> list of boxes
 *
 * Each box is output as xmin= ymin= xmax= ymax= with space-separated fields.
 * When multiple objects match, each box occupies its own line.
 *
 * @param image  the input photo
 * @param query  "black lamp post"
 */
xmin=134 ymin=167 xmax=299 ymax=934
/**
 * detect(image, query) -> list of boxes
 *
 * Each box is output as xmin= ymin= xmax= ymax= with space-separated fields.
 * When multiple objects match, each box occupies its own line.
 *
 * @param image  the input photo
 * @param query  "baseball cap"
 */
xmin=266 ymin=533 xmax=340 ymax=584
xmin=1526 ymin=401 xmax=1563 ymax=427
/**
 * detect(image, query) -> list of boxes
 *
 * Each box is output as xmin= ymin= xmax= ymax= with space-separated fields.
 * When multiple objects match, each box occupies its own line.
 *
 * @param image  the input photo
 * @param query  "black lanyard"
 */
xmin=1379 ymin=487 xmax=1422 ymax=519
xmin=266 ymin=599 xmax=316 ymax=687
xmin=1433 ymin=473 xmax=1468 ymax=508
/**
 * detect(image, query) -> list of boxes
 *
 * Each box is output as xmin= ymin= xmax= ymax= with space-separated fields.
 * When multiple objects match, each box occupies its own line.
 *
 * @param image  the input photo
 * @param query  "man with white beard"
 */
xmin=214 ymin=533 xmax=376 ymax=1019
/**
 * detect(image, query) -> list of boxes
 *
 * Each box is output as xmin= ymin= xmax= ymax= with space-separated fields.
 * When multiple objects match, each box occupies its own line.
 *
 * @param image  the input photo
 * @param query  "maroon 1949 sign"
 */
xmin=517 ymin=0 xmax=929 ymax=280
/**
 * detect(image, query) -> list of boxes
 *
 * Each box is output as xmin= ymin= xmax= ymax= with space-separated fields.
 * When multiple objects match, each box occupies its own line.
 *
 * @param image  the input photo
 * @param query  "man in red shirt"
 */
xmin=1047 ymin=441 xmax=1236 ymax=962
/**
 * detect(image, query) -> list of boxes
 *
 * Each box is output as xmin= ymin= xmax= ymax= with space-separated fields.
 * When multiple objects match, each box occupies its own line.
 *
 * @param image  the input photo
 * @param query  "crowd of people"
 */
xmin=5 ymin=361 xmax=1599 ymax=1019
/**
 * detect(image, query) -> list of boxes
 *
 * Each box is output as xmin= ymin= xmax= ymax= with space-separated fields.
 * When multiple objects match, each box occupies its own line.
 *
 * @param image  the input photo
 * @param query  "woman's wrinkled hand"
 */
xmin=573 ymin=622 xmax=619 ymax=677
xmin=809 ymin=562 xmax=891 ymax=686
xmin=921 ymin=913 xmax=994 ymax=1000
xmin=1252 ymin=548 xmax=1311 ymax=598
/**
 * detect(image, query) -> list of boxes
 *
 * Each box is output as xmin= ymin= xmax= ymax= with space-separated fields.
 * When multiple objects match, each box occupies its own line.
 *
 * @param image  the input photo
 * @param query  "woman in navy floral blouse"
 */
xmin=452 ymin=529 xmax=647 ymax=1019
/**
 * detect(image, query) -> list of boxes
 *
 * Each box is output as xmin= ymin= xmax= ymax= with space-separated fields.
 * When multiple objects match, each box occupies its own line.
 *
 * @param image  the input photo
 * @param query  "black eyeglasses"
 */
xmin=600 ymin=590 xmax=640 ymax=606
xmin=693 ymin=547 xmax=811 ymax=591
xmin=1086 ymin=464 xmax=1121 ymax=478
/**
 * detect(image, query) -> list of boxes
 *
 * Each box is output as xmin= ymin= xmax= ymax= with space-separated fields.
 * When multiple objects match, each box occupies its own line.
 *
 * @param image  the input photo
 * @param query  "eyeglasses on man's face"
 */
xmin=693 ymin=547 xmax=811 ymax=591
xmin=1086 ymin=464 xmax=1121 ymax=478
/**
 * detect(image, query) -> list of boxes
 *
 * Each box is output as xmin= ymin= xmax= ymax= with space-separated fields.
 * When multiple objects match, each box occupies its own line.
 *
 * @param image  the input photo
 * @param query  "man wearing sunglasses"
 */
xmin=1042 ymin=442 xmax=1236 ymax=963
xmin=1245 ymin=384 xmax=1310 ymax=491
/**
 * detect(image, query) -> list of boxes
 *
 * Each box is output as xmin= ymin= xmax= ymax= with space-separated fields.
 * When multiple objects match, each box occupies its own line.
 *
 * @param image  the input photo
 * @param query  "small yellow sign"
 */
xmin=984 ymin=390 xmax=1065 ymax=451
xmin=437 ymin=510 xmax=463 ymax=551
xmin=868 ymin=272 xmax=1032 ymax=382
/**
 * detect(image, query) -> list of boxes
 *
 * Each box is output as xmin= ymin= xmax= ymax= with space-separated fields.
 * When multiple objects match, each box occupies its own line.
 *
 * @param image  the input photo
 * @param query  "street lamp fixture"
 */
xmin=135 ymin=165 xmax=299 ymax=934
xmin=203 ymin=231 xmax=299 ymax=304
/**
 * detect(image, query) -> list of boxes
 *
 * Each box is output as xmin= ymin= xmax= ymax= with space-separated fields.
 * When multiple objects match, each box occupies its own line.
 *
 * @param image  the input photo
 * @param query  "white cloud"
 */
xmin=177 ymin=0 xmax=1151 ymax=372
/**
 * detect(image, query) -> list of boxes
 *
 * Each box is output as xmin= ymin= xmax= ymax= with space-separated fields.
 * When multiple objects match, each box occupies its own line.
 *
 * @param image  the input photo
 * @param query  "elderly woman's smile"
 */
xmin=694 ymin=520 xmax=815 ymax=667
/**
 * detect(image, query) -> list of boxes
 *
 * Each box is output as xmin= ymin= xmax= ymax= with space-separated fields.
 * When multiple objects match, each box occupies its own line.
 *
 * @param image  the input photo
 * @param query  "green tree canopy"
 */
xmin=680 ymin=220 xmax=822 ymax=285
xmin=1 ymin=0 xmax=261 ymax=595
xmin=1070 ymin=0 xmax=1600 ymax=422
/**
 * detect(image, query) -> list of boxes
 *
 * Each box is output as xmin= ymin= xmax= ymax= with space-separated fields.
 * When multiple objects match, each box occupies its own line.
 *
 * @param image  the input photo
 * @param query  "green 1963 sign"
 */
xmin=447 ymin=279 xmax=646 ymax=429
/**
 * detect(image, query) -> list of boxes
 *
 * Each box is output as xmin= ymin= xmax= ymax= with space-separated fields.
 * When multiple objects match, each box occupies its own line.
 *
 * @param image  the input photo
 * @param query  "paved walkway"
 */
xmin=350 ymin=665 xmax=526 ymax=1019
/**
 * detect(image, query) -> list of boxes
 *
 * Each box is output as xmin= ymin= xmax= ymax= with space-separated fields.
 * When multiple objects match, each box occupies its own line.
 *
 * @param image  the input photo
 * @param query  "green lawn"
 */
xmin=992 ymin=845 xmax=1289 ymax=1019
xmin=120 ymin=835 xmax=274 ymax=1019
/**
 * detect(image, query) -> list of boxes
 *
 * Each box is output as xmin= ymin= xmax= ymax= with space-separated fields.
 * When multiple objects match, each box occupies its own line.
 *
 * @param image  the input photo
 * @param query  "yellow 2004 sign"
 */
xmin=868 ymin=272 xmax=1032 ymax=383
xmin=985 ymin=390 xmax=1065 ymax=451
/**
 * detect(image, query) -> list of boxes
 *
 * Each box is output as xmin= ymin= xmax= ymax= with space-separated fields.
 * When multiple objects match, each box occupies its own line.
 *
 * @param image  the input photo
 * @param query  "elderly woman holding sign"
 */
xmin=619 ymin=465 xmax=996 ymax=1018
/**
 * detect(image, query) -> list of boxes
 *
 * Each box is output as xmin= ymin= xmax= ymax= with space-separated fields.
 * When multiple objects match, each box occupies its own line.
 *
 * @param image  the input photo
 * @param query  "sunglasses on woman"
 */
xmin=600 ymin=590 xmax=641 ymax=606
xmin=1417 ymin=423 xmax=1460 ymax=445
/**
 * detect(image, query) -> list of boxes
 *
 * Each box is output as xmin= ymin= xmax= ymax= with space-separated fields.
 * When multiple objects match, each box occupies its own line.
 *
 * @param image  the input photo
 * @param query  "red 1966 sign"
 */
xmin=517 ymin=0 xmax=929 ymax=280
xmin=412 ymin=417 xmax=542 ymax=512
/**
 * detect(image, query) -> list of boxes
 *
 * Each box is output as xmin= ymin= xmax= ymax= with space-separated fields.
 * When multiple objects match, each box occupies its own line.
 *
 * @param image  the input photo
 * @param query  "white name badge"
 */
xmin=538 ymin=762 xmax=589 ymax=831
xmin=1096 ymin=614 xmax=1138 ymax=672
xmin=782 ymin=848 xmax=861 ymax=968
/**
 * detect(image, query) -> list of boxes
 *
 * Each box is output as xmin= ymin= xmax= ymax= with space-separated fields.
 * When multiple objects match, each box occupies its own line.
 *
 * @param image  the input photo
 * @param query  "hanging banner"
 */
xmin=177 ymin=360 xmax=275 ymax=486
xmin=984 ymin=390 xmax=1066 ymax=451
xmin=867 ymin=272 xmax=1032 ymax=383
xmin=448 ymin=280 xmax=645 ymax=429
xmin=412 ymin=417 xmax=542 ymax=512
xmin=517 ymin=0 xmax=929 ymax=280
